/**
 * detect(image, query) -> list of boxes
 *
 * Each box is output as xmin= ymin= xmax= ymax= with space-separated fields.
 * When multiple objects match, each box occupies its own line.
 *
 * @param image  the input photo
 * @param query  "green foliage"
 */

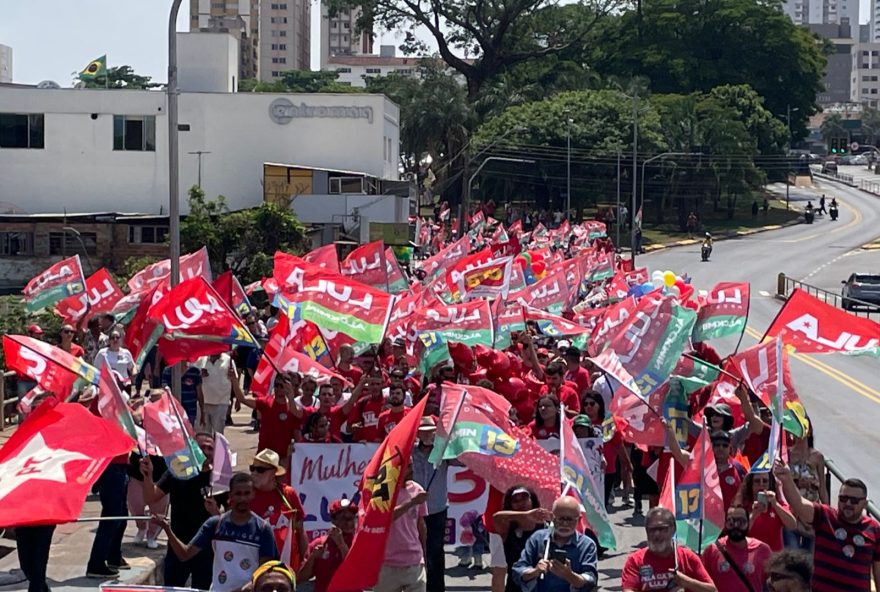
xmin=0 ymin=295 xmax=64 ymax=369
xmin=80 ymin=65 xmax=162 ymax=89
xmin=120 ymin=255 xmax=161 ymax=283
xmin=239 ymin=70 xmax=363 ymax=93
xmin=180 ymin=186 xmax=308 ymax=284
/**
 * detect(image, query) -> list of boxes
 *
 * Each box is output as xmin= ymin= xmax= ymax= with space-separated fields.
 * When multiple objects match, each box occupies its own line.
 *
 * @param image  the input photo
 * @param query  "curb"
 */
xmin=641 ymin=218 xmax=802 ymax=254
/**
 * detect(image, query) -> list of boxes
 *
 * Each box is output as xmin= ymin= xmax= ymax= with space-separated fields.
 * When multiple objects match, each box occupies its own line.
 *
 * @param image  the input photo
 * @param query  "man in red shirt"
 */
xmin=711 ymin=430 xmax=746 ymax=511
xmin=774 ymin=461 xmax=880 ymax=592
xmin=539 ymin=361 xmax=580 ymax=416
xmin=336 ymin=344 xmax=363 ymax=386
xmin=377 ymin=385 xmax=408 ymax=437
xmin=562 ymin=346 xmax=591 ymax=397
xmin=298 ymin=499 xmax=358 ymax=592
xmin=294 ymin=382 xmax=362 ymax=438
xmin=348 ymin=372 xmax=388 ymax=442
xmin=621 ymin=507 xmax=716 ymax=591
xmin=702 ymin=506 xmax=772 ymax=592
xmin=232 ymin=369 xmax=298 ymax=458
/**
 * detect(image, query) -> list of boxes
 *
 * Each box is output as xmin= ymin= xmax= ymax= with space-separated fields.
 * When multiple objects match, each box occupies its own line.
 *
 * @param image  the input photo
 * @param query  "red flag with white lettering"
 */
xmin=55 ymin=268 xmax=125 ymax=325
xmin=0 ymin=400 xmax=133 ymax=527
xmin=304 ymin=243 xmax=341 ymax=274
xmin=2 ymin=335 xmax=99 ymax=397
xmin=764 ymin=288 xmax=880 ymax=356
xmin=127 ymin=246 xmax=212 ymax=292
xmin=340 ymin=240 xmax=388 ymax=290
xmin=23 ymin=255 xmax=87 ymax=313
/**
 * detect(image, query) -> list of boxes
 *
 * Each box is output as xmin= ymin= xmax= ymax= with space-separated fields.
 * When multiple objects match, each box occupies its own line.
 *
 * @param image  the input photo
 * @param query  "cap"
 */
xmin=252 ymin=449 xmax=287 ymax=476
xmin=418 ymin=416 xmax=437 ymax=431
xmin=557 ymin=339 xmax=572 ymax=350
xmin=572 ymin=415 xmax=593 ymax=429
xmin=705 ymin=403 xmax=733 ymax=418
xmin=510 ymin=487 xmax=532 ymax=498
xmin=329 ymin=498 xmax=356 ymax=516
xmin=536 ymin=348 xmax=550 ymax=356
xmin=27 ymin=324 xmax=43 ymax=335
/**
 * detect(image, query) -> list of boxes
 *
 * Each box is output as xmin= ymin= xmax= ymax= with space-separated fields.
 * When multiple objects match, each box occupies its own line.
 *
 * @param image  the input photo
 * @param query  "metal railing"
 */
xmin=777 ymin=273 xmax=879 ymax=317
xmin=825 ymin=457 xmax=880 ymax=522
xmin=810 ymin=166 xmax=856 ymax=186
xmin=860 ymin=179 xmax=880 ymax=196
xmin=0 ymin=371 xmax=20 ymax=432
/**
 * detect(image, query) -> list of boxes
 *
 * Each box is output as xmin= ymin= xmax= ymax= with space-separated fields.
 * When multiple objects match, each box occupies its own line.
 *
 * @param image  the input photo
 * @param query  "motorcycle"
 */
xmin=830 ymin=205 xmax=839 ymax=221
xmin=805 ymin=208 xmax=815 ymax=224
xmin=701 ymin=244 xmax=712 ymax=261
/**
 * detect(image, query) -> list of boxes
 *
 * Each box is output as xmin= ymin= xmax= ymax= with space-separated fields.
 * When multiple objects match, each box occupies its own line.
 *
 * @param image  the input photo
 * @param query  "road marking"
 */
xmin=803 ymin=250 xmax=856 ymax=281
xmin=782 ymin=198 xmax=862 ymax=243
xmin=743 ymin=326 xmax=880 ymax=406
xmin=758 ymin=290 xmax=770 ymax=297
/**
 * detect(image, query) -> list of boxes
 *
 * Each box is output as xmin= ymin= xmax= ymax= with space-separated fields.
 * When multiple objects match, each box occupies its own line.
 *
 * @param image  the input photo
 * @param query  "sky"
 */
xmin=0 ymin=0 xmax=407 ymax=86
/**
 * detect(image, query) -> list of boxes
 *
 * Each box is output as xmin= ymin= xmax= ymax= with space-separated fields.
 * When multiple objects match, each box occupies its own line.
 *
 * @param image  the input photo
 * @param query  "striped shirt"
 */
xmin=811 ymin=502 xmax=880 ymax=592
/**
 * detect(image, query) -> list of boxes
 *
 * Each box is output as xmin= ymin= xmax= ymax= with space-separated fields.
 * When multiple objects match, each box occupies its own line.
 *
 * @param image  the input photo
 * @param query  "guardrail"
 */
xmin=0 ymin=371 xmax=20 ymax=432
xmin=810 ymin=166 xmax=856 ymax=186
xmin=825 ymin=457 xmax=880 ymax=522
xmin=777 ymin=273 xmax=879 ymax=317
xmin=859 ymin=179 xmax=880 ymax=196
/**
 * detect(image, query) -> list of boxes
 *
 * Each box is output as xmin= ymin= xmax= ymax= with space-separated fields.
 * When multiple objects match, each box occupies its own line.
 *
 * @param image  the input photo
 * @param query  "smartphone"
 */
xmin=551 ymin=549 xmax=568 ymax=563
xmin=757 ymin=492 xmax=767 ymax=505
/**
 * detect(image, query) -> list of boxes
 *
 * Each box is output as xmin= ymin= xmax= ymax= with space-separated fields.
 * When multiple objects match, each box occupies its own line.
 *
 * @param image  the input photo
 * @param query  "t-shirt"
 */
xmin=305 ymin=533 xmax=358 ymax=592
xmin=250 ymin=485 xmax=306 ymax=565
xmin=811 ymin=502 xmax=880 ymax=592
xmin=161 ymin=366 xmax=202 ymax=423
xmin=157 ymin=470 xmax=222 ymax=542
xmin=383 ymin=480 xmax=427 ymax=568
xmin=350 ymin=396 xmax=387 ymax=442
xmin=527 ymin=420 xmax=559 ymax=440
xmin=94 ymin=347 xmax=136 ymax=380
xmin=303 ymin=405 xmax=350 ymax=438
xmin=718 ymin=462 xmax=745 ymax=511
xmin=377 ymin=407 xmax=408 ymax=437
xmin=197 ymin=354 xmax=234 ymax=406
xmin=621 ymin=546 xmax=712 ymax=591
xmin=748 ymin=503 xmax=788 ymax=551
xmin=337 ymin=364 xmax=363 ymax=387
xmin=565 ymin=366 xmax=592 ymax=397
xmin=64 ymin=343 xmax=85 ymax=359
xmin=254 ymin=396 xmax=297 ymax=458
xmin=190 ymin=512 xmax=278 ymax=591
xmin=540 ymin=384 xmax=581 ymax=413
xmin=701 ymin=536 xmax=772 ymax=592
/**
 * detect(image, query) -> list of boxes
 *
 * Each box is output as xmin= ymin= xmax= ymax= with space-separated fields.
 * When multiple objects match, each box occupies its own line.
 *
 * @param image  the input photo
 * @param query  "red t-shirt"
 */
xmin=305 ymin=533 xmax=359 ymax=592
xmin=742 ymin=431 xmax=770 ymax=465
xmin=540 ymin=384 xmax=581 ymax=413
xmin=337 ymin=364 xmax=363 ymax=387
xmin=621 ymin=546 xmax=712 ymax=590
xmin=565 ymin=365 xmax=592 ymax=396
xmin=65 ymin=343 xmax=85 ymax=359
xmin=701 ymin=536 xmax=772 ymax=592
xmin=251 ymin=485 xmax=306 ymax=567
xmin=255 ymin=396 xmax=297 ymax=458
xmin=527 ymin=420 xmax=559 ymax=440
xmin=718 ymin=463 xmax=745 ymax=511
xmin=349 ymin=396 xmax=387 ymax=442
xmin=811 ymin=502 xmax=880 ymax=592
xmin=303 ymin=405 xmax=349 ymax=437
xmin=377 ymin=407 xmax=408 ymax=437
xmin=749 ymin=503 xmax=788 ymax=551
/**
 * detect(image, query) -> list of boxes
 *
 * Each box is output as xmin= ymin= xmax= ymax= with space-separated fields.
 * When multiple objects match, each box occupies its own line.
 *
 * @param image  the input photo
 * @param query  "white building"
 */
xmin=851 ymin=42 xmax=880 ymax=107
xmin=0 ymin=44 xmax=11 ymax=83
xmin=782 ymin=0 xmax=858 ymax=26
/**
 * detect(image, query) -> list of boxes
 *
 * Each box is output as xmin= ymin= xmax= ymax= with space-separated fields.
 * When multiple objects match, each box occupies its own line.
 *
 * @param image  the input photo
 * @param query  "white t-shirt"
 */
xmin=196 ymin=354 xmax=234 ymax=406
xmin=94 ymin=348 xmax=136 ymax=380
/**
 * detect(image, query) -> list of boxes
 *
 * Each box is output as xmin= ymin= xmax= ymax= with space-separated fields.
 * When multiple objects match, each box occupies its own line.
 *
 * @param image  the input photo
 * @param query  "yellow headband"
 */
xmin=251 ymin=560 xmax=296 ymax=588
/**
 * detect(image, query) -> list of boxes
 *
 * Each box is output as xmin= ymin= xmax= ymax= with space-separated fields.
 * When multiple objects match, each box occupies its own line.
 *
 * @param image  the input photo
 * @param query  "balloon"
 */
xmin=468 ymin=368 xmax=488 ymax=383
xmin=652 ymin=270 xmax=664 ymax=282
xmin=663 ymin=271 xmax=676 ymax=287
xmin=448 ymin=341 xmax=475 ymax=370
xmin=530 ymin=251 xmax=544 ymax=264
xmin=515 ymin=255 xmax=528 ymax=271
xmin=474 ymin=344 xmax=494 ymax=367
xmin=669 ymin=285 xmax=681 ymax=297
xmin=506 ymin=352 xmax=523 ymax=376
xmin=532 ymin=261 xmax=546 ymax=276
xmin=652 ymin=276 xmax=665 ymax=289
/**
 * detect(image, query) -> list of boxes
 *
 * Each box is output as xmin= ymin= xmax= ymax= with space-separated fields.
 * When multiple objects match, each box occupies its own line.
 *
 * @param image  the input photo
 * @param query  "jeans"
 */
xmin=164 ymin=549 xmax=213 ymax=590
xmin=424 ymin=510 xmax=447 ymax=592
xmin=87 ymin=463 xmax=129 ymax=570
xmin=16 ymin=525 xmax=55 ymax=592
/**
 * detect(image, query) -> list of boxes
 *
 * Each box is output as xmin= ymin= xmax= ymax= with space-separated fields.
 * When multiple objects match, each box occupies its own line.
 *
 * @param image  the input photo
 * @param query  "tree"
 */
xmin=239 ymin=70 xmax=362 ymax=93
xmin=593 ymin=0 xmax=827 ymax=140
xmin=820 ymin=113 xmax=846 ymax=142
xmin=80 ymin=65 xmax=162 ymax=89
xmin=326 ymin=0 xmax=619 ymax=101
xmin=181 ymin=186 xmax=308 ymax=284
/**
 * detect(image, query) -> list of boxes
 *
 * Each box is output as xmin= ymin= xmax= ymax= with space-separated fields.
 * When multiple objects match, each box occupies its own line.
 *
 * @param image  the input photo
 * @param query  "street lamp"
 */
xmin=62 ymin=227 xmax=95 ymax=274
xmin=785 ymin=105 xmax=800 ymax=210
xmin=565 ymin=110 xmax=572 ymax=217
xmin=465 ymin=157 xmax=535 ymax=223
xmin=188 ymin=150 xmax=212 ymax=187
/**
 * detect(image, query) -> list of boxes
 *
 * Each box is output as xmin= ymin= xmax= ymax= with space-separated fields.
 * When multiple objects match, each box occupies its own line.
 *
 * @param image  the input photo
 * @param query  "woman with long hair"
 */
xmin=580 ymin=390 xmax=632 ymax=509
xmin=734 ymin=471 xmax=797 ymax=551
xmin=492 ymin=486 xmax=552 ymax=592
xmin=528 ymin=394 xmax=561 ymax=439
xmin=300 ymin=411 xmax=342 ymax=443
xmin=784 ymin=419 xmax=826 ymax=551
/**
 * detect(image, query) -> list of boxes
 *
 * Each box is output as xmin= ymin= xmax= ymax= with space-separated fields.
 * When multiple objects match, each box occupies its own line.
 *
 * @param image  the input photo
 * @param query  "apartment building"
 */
xmin=782 ymin=0 xmax=858 ymax=27
xmin=319 ymin=4 xmax=373 ymax=69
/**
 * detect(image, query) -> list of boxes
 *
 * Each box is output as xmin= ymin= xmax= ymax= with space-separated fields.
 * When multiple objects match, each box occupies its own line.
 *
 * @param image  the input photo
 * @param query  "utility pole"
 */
xmin=168 ymin=0 xmax=183 ymax=397
xmin=188 ymin=150 xmax=211 ymax=187
xmin=616 ymin=151 xmax=621 ymax=249
xmin=631 ymin=93 xmax=639 ymax=266
xmin=565 ymin=110 xmax=572 ymax=218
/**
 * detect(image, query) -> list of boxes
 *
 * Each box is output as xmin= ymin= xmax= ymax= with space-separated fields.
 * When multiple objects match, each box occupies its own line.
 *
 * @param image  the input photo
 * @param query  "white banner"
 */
xmin=290 ymin=443 xmax=489 ymax=546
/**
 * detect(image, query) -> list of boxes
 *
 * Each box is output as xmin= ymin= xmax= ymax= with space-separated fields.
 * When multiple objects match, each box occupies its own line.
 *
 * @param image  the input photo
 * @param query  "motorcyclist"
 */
xmin=701 ymin=233 xmax=713 ymax=259
xmin=805 ymin=201 xmax=814 ymax=211
xmin=830 ymin=197 xmax=838 ymax=208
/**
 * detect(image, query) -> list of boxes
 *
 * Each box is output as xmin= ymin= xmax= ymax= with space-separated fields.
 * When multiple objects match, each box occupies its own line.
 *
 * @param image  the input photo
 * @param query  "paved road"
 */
xmin=644 ymin=177 xmax=880 ymax=501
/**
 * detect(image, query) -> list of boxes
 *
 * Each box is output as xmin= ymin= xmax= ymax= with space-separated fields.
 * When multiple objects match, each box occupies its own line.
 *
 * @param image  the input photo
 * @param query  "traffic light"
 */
xmin=830 ymin=138 xmax=839 ymax=154
xmin=840 ymin=139 xmax=848 ymax=154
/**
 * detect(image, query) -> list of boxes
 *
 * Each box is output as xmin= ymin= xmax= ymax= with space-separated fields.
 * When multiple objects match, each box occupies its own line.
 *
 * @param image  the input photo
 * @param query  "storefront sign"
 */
xmin=269 ymin=98 xmax=374 ymax=125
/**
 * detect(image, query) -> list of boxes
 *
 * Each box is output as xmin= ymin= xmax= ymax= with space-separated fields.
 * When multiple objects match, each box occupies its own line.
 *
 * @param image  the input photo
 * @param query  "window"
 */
xmin=366 ymin=68 xmax=381 ymax=74
xmin=272 ymin=57 xmax=286 ymax=64
xmin=128 ymin=226 xmax=169 ymax=244
xmin=271 ymin=43 xmax=278 ymax=50
xmin=0 ymin=113 xmax=44 ymax=149
xmin=271 ymin=2 xmax=278 ymax=8
xmin=280 ymin=30 xmax=286 ymax=36
xmin=279 ymin=44 xmax=287 ymax=50
xmin=270 ymin=16 xmax=288 ymax=23
xmin=271 ymin=71 xmax=280 ymax=76
xmin=331 ymin=22 xmax=337 ymax=29
xmin=343 ymin=22 xmax=350 ymax=29
xmin=113 ymin=115 xmax=156 ymax=151
xmin=280 ymin=3 xmax=287 ymax=7
xmin=0 ymin=232 xmax=34 ymax=256
xmin=48 ymin=231 xmax=97 ymax=256
xmin=336 ymin=67 xmax=351 ymax=73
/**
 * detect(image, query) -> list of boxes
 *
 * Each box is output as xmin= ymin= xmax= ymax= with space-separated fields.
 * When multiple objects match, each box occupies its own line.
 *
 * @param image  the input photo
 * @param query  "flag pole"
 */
xmin=559 ymin=403 xmax=566 ymax=493
xmin=731 ymin=289 xmax=751 ymax=355
xmin=682 ymin=353 xmax=744 ymax=385
xmin=669 ymin=455 xmax=679 ymax=570
xmin=697 ymin=420 xmax=708 ymax=554
xmin=74 ymin=515 xmax=153 ymax=523
xmin=426 ymin=384 xmax=467 ymax=489
xmin=167 ymin=390 xmax=203 ymax=470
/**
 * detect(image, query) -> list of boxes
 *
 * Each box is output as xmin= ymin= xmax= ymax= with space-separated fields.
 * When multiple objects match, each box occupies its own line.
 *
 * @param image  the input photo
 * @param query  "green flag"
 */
xmin=79 ymin=55 xmax=107 ymax=80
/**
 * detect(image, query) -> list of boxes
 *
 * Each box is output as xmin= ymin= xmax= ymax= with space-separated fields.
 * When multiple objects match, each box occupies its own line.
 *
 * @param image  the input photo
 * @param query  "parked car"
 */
xmin=822 ymin=160 xmax=838 ymax=174
xmin=841 ymin=273 xmax=880 ymax=310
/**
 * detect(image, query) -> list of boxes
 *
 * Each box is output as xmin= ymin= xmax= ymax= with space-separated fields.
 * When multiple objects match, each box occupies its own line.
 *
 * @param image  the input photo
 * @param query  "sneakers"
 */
xmin=146 ymin=537 xmax=159 ymax=550
xmin=133 ymin=530 xmax=146 ymax=545
xmin=108 ymin=559 xmax=130 ymax=570
xmin=472 ymin=555 xmax=484 ymax=570
xmin=457 ymin=555 xmax=471 ymax=568
xmin=86 ymin=564 xmax=119 ymax=579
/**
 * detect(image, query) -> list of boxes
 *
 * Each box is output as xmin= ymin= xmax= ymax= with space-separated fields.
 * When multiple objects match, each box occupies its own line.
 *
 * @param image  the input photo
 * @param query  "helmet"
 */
xmin=705 ymin=232 xmax=711 ymax=238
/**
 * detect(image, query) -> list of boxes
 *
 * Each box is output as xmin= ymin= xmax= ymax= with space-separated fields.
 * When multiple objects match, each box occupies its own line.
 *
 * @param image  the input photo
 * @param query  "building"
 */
xmin=0 ymin=44 xmax=11 ymax=83
xmin=809 ymin=23 xmax=855 ymax=105
xmin=189 ymin=0 xmax=310 ymax=82
xmin=319 ymin=4 xmax=373 ymax=70
xmin=178 ymin=32 xmax=240 ymax=93
xmin=782 ymin=0 xmax=858 ymax=26
xmin=851 ymin=42 xmax=880 ymax=107
xmin=326 ymin=46 xmax=424 ymax=87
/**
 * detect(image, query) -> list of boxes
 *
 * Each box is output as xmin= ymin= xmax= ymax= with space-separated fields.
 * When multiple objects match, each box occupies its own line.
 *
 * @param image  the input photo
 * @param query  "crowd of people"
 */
xmin=9 ymin=205 xmax=880 ymax=592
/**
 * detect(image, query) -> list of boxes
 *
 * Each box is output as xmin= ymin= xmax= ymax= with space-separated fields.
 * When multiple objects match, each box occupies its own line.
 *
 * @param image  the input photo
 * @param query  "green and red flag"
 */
xmin=55 ymin=267 xmax=124 ymax=325
xmin=385 ymin=247 xmax=410 ymax=294
xmin=97 ymin=365 xmax=139 ymax=441
xmin=23 ymin=255 xmax=86 ymax=313
xmin=415 ymin=331 xmax=451 ymax=376
xmin=659 ymin=424 xmax=725 ymax=551
xmin=510 ymin=268 xmax=570 ymax=315
xmin=142 ymin=392 xmax=206 ymax=480
xmin=341 ymin=240 xmax=388 ymax=290
xmin=128 ymin=246 xmax=212 ymax=292
xmin=692 ymin=282 xmax=750 ymax=343
xmin=493 ymin=301 xmax=525 ymax=350
xmin=409 ymin=300 xmax=494 ymax=348
xmin=212 ymin=270 xmax=252 ymax=318
xmin=328 ymin=396 xmax=429 ymax=592
xmin=523 ymin=306 xmax=590 ymax=348
xmin=2 ymin=335 xmax=99 ymax=398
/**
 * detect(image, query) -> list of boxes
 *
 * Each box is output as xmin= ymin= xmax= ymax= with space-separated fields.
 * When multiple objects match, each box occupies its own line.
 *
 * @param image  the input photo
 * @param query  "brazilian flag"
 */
xmin=79 ymin=55 xmax=107 ymax=80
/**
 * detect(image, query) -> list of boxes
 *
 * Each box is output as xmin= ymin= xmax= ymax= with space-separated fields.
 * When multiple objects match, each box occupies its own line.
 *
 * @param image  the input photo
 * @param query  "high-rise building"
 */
xmin=781 ymin=0 xmax=858 ymax=27
xmin=189 ymin=0 xmax=310 ymax=82
xmin=809 ymin=24 xmax=855 ymax=105
xmin=0 ymin=44 xmax=12 ymax=83
xmin=320 ymin=4 xmax=373 ymax=69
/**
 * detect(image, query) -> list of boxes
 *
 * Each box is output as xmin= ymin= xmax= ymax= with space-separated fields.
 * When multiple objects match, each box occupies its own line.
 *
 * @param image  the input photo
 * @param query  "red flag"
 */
xmin=55 ymin=268 xmax=124 ymax=324
xmin=2 ymin=335 xmax=98 ymax=397
xmin=445 ymin=248 xmax=494 ymax=298
xmin=409 ymin=300 xmax=494 ymax=348
xmin=509 ymin=219 xmax=523 ymax=235
xmin=0 ymin=400 xmax=133 ymax=527
xmin=250 ymin=316 xmax=294 ymax=398
xmin=460 ymin=257 xmax=513 ymax=300
xmin=97 ymin=365 xmax=139 ymax=441
xmin=418 ymin=236 xmax=469 ymax=278
xmin=510 ymin=268 xmax=570 ymax=315
xmin=328 ymin=396 xmax=429 ymax=592
xmin=128 ymin=246 xmax=212 ymax=292
xmin=264 ymin=333 xmax=349 ymax=386
xmin=726 ymin=340 xmax=800 ymax=409
xmin=23 ymin=255 xmax=86 ymax=313
xmin=125 ymin=284 xmax=164 ymax=367
xmin=589 ymin=296 xmax=640 ymax=355
xmin=212 ymin=271 xmax=251 ymax=317
xmin=303 ymin=243 xmax=341 ymax=274
xmin=764 ymin=288 xmax=880 ymax=356
xmin=341 ymin=240 xmax=388 ymax=290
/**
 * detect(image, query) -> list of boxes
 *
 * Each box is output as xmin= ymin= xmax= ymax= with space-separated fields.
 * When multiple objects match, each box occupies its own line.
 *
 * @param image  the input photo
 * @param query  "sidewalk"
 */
xmin=0 ymin=409 xmax=647 ymax=590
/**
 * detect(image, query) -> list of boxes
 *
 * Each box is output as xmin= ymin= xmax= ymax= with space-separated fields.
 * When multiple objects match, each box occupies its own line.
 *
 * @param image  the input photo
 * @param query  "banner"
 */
xmin=303 ymin=243 xmax=341 ymax=274
xmin=409 ymin=300 xmax=494 ymax=348
xmin=341 ymin=240 xmax=388 ymax=290
xmin=289 ymin=443 xmax=488 ymax=546
xmin=128 ymin=247 xmax=212 ymax=292
xmin=764 ymin=288 xmax=880 ymax=356
xmin=692 ymin=282 xmax=750 ymax=343
xmin=55 ymin=268 xmax=124 ymax=324
xmin=460 ymin=257 xmax=513 ymax=301
xmin=510 ymin=268 xmax=570 ymax=315
xmin=23 ymin=255 xmax=86 ymax=313
xmin=2 ymin=335 xmax=99 ymax=397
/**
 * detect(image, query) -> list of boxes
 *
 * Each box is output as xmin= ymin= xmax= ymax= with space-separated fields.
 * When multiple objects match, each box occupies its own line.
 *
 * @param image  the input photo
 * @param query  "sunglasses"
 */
xmin=250 ymin=465 xmax=274 ymax=474
xmin=584 ymin=400 xmax=599 ymax=407
xmin=62 ymin=329 xmax=74 ymax=335
xmin=110 ymin=335 xmax=121 ymax=341
xmin=839 ymin=495 xmax=866 ymax=505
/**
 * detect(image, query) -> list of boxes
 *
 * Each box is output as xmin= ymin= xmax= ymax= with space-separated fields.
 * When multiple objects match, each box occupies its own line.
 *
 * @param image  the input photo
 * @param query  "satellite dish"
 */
xmin=37 ymin=80 xmax=61 ymax=89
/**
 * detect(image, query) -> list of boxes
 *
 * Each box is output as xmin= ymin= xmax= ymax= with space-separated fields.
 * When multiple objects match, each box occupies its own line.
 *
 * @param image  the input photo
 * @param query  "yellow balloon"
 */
xmin=663 ymin=271 xmax=676 ymax=287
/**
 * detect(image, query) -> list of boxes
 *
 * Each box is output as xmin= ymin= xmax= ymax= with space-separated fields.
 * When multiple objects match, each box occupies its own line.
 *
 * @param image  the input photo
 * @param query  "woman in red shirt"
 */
xmin=300 ymin=412 xmax=343 ymax=443
xmin=528 ymin=395 xmax=561 ymax=440
xmin=735 ymin=471 xmax=797 ymax=551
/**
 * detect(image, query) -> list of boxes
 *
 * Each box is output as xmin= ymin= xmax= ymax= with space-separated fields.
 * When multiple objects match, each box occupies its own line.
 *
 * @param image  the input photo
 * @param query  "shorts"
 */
xmin=489 ymin=533 xmax=506 ymax=568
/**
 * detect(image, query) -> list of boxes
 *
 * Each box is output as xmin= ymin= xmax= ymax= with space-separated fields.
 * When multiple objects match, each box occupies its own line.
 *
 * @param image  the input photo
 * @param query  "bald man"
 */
xmin=512 ymin=496 xmax=598 ymax=592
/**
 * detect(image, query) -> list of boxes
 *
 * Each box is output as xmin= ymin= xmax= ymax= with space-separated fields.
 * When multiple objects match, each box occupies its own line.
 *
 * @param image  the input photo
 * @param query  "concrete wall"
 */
xmin=0 ymin=45 xmax=11 ymax=83
xmin=178 ymin=32 xmax=239 ymax=93
xmin=0 ymin=87 xmax=400 ymax=214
